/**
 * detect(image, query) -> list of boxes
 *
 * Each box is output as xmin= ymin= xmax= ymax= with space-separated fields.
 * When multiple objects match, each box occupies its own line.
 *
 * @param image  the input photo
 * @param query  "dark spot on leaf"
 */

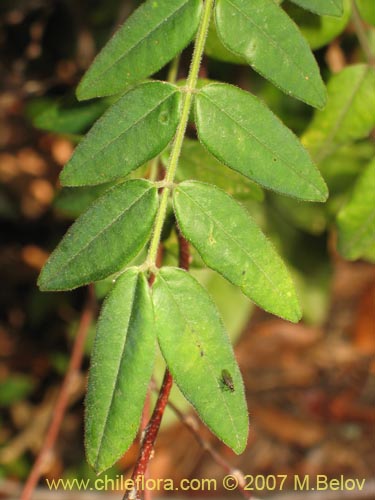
xmin=220 ymin=369 xmax=235 ymax=392
xmin=159 ymin=110 xmax=169 ymax=125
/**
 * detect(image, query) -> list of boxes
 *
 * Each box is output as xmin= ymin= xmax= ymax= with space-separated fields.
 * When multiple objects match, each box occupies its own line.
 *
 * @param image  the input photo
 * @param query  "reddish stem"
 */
xmin=123 ymin=370 xmax=173 ymax=500
xmin=177 ymin=230 xmax=190 ymax=271
xmin=21 ymin=285 xmax=96 ymax=500
xmin=123 ymin=231 xmax=189 ymax=500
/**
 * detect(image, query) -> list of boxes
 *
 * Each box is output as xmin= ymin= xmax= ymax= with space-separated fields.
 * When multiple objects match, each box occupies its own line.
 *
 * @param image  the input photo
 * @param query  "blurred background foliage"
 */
xmin=0 ymin=0 xmax=374 ymax=494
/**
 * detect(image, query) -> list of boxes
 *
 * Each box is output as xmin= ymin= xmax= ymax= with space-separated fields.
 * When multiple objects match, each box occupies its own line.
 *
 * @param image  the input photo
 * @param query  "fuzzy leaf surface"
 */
xmin=61 ymin=82 xmax=181 ymax=186
xmin=289 ymin=0 xmax=343 ymax=16
xmin=174 ymin=181 xmax=301 ymax=322
xmin=337 ymin=160 xmax=375 ymax=260
xmin=77 ymin=0 xmax=202 ymax=100
xmin=153 ymin=267 xmax=248 ymax=453
xmin=215 ymin=0 xmax=326 ymax=108
xmin=38 ymin=180 xmax=158 ymax=290
xmin=195 ymin=84 xmax=328 ymax=201
xmin=85 ymin=270 xmax=155 ymax=473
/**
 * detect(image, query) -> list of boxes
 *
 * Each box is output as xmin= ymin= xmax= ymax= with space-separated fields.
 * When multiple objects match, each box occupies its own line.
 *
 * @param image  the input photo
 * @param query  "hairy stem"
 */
xmin=146 ymin=0 xmax=215 ymax=267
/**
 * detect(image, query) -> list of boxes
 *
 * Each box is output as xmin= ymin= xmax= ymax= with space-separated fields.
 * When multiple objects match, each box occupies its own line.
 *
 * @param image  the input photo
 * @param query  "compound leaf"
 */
xmin=289 ymin=0 xmax=343 ymax=17
xmin=215 ymin=0 xmax=326 ymax=108
xmin=77 ymin=0 xmax=202 ymax=100
xmin=173 ymin=181 xmax=301 ymax=322
xmin=85 ymin=270 xmax=155 ymax=473
xmin=38 ymin=180 xmax=158 ymax=291
xmin=153 ymin=267 xmax=248 ymax=453
xmin=337 ymin=160 xmax=375 ymax=260
xmin=195 ymin=83 xmax=328 ymax=202
xmin=61 ymin=82 xmax=181 ymax=187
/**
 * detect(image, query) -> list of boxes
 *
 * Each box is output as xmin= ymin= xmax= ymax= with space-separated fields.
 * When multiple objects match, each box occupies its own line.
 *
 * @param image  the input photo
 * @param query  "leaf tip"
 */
xmin=313 ymin=178 xmax=329 ymax=203
xmin=59 ymin=162 xmax=81 ymax=187
xmin=314 ymin=87 xmax=328 ymax=111
xmin=76 ymin=80 xmax=92 ymax=102
xmin=37 ymin=267 xmax=51 ymax=292
xmin=288 ymin=307 xmax=303 ymax=324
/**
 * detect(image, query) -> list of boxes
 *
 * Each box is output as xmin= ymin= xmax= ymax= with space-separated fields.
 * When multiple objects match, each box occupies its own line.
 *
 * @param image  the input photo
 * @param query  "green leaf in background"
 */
xmin=38 ymin=180 xmax=158 ymax=291
xmin=269 ymin=194 xmax=328 ymax=236
xmin=285 ymin=0 xmax=351 ymax=50
xmin=61 ymin=82 xmax=181 ymax=186
xmin=356 ymin=0 xmax=375 ymax=26
xmin=303 ymin=64 xmax=375 ymax=161
xmin=289 ymin=0 xmax=343 ymax=17
xmin=204 ymin=18 xmax=247 ymax=64
xmin=195 ymin=83 xmax=328 ymax=201
xmin=337 ymin=160 xmax=375 ymax=260
xmin=215 ymin=0 xmax=326 ymax=108
xmin=85 ymin=270 xmax=155 ymax=472
xmin=173 ymin=181 xmax=301 ymax=322
xmin=30 ymin=96 xmax=114 ymax=135
xmin=164 ymin=138 xmax=263 ymax=202
xmin=54 ymin=165 xmax=149 ymax=218
xmin=76 ymin=0 xmax=202 ymax=100
xmin=153 ymin=267 xmax=248 ymax=454
xmin=0 ymin=376 xmax=35 ymax=406
xmin=54 ymin=183 xmax=114 ymax=218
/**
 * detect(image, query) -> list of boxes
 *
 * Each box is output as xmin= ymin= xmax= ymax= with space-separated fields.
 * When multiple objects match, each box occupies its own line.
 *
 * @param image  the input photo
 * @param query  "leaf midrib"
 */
xmin=222 ymin=0 xmax=322 ymax=102
xmin=70 ymin=89 xmax=176 ymax=172
xmin=85 ymin=0 xmax=193 ymax=87
xmin=177 ymin=186 xmax=287 ymax=302
xmin=199 ymin=90 xmax=324 ymax=198
xmin=314 ymin=66 xmax=370 ymax=163
xmin=94 ymin=274 xmax=138 ymax=467
xmin=44 ymin=186 xmax=153 ymax=285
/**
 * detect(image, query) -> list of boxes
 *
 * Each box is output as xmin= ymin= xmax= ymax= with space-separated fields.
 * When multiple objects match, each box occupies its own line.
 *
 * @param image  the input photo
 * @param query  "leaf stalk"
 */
xmin=146 ymin=0 xmax=215 ymax=268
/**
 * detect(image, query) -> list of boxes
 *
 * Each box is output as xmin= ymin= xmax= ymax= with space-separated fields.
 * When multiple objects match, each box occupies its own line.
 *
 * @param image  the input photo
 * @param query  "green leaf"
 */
xmin=0 ymin=376 xmax=35 ymax=406
xmin=285 ymin=0 xmax=351 ymax=50
xmin=153 ymin=267 xmax=248 ymax=453
xmin=357 ymin=0 xmax=375 ymax=26
xmin=289 ymin=0 xmax=343 ymax=17
xmin=85 ymin=269 xmax=155 ymax=472
xmin=32 ymin=96 xmax=114 ymax=135
xmin=194 ymin=83 xmax=328 ymax=202
xmin=54 ymin=184 xmax=114 ymax=218
xmin=55 ymin=165 xmax=149 ymax=218
xmin=76 ymin=0 xmax=202 ymax=100
xmin=173 ymin=181 xmax=301 ymax=322
xmin=337 ymin=160 xmax=375 ymax=260
xmin=61 ymin=82 xmax=181 ymax=187
xmin=215 ymin=0 xmax=326 ymax=108
xmin=303 ymin=65 xmax=375 ymax=161
xmin=204 ymin=18 xmax=247 ymax=64
xmin=164 ymin=138 xmax=263 ymax=202
xmin=38 ymin=180 xmax=158 ymax=291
